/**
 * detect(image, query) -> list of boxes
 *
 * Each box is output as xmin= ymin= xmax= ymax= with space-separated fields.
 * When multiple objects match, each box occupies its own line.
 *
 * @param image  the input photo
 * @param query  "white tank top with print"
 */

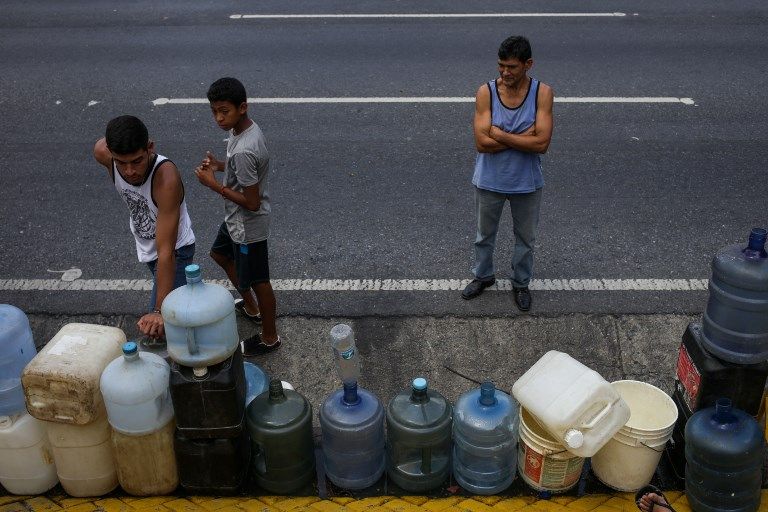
xmin=113 ymin=154 xmax=195 ymax=263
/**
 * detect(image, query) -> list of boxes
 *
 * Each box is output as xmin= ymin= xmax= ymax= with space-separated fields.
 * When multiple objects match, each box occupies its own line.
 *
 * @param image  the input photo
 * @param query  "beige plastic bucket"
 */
xmin=591 ymin=380 xmax=678 ymax=492
xmin=518 ymin=408 xmax=585 ymax=493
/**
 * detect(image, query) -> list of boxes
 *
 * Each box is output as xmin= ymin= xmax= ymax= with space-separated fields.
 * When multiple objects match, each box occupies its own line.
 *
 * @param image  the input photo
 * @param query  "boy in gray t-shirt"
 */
xmin=194 ymin=77 xmax=280 ymax=356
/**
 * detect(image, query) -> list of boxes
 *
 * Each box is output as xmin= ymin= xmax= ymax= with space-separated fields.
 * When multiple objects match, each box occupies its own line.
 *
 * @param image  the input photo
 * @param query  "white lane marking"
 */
xmin=230 ymin=13 xmax=627 ymax=19
xmin=152 ymin=96 xmax=695 ymax=106
xmin=0 ymin=278 xmax=709 ymax=292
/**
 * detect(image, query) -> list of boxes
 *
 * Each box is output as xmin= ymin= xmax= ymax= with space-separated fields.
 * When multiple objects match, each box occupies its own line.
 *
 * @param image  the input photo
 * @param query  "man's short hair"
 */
xmin=105 ymin=115 xmax=149 ymax=155
xmin=207 ymin=77 xmax=247 ymax=106
xmin=498 ymin=36 xmax=532 ymax=62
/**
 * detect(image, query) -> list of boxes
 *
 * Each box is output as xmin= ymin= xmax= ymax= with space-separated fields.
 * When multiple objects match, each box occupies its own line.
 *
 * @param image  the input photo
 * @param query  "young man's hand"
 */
xmin=194 ymin=163 xmax=218 ymax=191
xmin=137 ymin=312 xmax=165 ymax=339
xmin=201 ymin=151 xmax=223 ymax=172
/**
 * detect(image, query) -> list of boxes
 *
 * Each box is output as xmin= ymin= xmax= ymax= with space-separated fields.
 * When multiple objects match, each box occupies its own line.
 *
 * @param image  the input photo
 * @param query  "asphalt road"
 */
xmin=1 ymin=0 xmax=766 ymax=316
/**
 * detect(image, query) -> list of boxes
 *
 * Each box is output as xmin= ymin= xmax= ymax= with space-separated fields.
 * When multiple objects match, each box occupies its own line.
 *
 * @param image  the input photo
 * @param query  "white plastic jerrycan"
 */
xmin=512 ymin=350 xmax=630 ymax=458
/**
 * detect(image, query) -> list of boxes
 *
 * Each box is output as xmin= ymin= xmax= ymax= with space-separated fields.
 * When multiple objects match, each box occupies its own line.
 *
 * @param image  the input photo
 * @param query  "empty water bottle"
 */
xmin=319 ymin=381 xmax=385 ymax=489
xmin=386 ymin=377 xmax=452 ymax=492
xmin=330 ymin=324 xmax=360 ymax=384
xmin=453 ymin=381 xmax=518 ymax=495
xmin=0 ymin=305 xmax=38 ymax=416
xmin=686 ymin=398 xmax=763 ymax=512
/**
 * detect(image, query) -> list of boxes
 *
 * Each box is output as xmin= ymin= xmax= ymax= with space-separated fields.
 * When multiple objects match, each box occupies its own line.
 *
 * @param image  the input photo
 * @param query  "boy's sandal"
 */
xmin=234 ymin=298 xmax=262 ymax=323
xmin=240 ymin=334 xmax=281 ymax=357
xmin=635 ymin=485 xmax=676 ymax=512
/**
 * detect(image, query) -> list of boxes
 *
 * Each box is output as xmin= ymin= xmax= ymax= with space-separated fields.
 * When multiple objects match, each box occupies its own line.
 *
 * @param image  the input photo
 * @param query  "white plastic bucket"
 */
xmin=518 ymin=408 xmax=585 ymax=493
xmin=591 ymin=380 xmax=678 ymax=492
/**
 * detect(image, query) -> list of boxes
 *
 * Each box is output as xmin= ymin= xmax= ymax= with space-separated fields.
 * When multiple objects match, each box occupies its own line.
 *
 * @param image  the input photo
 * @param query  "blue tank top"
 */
xmin=472 ymin=78 xmax=544 ymax=194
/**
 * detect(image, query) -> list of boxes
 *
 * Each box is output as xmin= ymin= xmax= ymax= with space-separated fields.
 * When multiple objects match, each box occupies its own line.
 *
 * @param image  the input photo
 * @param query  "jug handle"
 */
xmin=581 ymin=402 xmax=612 ymax=429
xmin=420 ymin=447 xmax=432 ymax=474
xmin=254 ymin=442 xmax=268 ymax=474
xmin=185 ymin=327 xmax=199 ymax=355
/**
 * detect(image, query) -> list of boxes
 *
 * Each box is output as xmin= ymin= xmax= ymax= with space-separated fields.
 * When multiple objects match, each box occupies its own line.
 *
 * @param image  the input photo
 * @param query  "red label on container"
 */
xmin=676 ymin=342 xmax=700 ymax=411
xmin=523 ymin=444 xmax=543 ymax=483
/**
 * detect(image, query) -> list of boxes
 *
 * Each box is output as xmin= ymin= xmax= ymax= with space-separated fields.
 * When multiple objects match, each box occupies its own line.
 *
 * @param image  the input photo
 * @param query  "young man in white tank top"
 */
xmin=93 ymin=115 xmax=196 ymax=341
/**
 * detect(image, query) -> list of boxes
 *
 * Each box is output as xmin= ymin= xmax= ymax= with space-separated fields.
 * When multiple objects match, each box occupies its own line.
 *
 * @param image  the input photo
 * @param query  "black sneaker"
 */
xmin=513 ymin=286 xmax=532 ymax=312
xmin=461 ymin=278 xmax=496 ymax=300
xmin=234 ymin=298 xmax=262 ymax=323
xmin=240 ymin=334 xmax=281 ymax=356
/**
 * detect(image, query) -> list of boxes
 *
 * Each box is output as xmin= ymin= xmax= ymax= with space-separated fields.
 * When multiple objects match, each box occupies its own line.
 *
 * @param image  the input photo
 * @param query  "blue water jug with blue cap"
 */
xmin=161 ymin=264 xmax=238 ymax=368
xmin=320 ymin=381 xmax=385 ymax=489
xmin=453 ymin=381 xmax=518 ymax=495
xmin=685 ymin=398 xmax=763 ymax=512
xmin=701 ymin=228 xmax=768 ymax=364
xmin=386 ymin=377 xmax=452 ymax=492
xmin=0 ymin=305 xmax=37 ymax=416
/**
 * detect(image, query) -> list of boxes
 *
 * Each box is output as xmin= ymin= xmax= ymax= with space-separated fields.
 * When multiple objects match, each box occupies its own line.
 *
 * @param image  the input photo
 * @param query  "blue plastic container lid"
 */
xmin=123 ymin=341 xmax=138 ymax=355
xmin=412 ymin=377 xmax=427 ymax=391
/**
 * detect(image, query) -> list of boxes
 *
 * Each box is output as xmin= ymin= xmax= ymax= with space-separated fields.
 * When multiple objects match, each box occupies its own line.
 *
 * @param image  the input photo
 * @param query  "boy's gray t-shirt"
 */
xmin=223 ymin=122 xmax=270 ymax=244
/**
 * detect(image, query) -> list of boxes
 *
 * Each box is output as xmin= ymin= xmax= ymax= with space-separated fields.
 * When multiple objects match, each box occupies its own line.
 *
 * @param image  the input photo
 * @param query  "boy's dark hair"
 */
xmin=105 ymin=115 xmax=149 ymax=154
xmin=498 ymin=36 xmax=532 ymax=62
xmin=207 ymin=77 xmax=247 ymax=106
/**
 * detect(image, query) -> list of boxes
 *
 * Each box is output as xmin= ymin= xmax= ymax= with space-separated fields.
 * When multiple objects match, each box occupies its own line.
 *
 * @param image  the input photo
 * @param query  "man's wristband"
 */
xmin=152 ymin=309 xmax=162 ymax=315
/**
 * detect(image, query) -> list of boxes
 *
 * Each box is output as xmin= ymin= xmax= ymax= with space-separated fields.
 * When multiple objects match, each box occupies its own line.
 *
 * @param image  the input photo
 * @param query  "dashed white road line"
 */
xmin=0 ymin=278 xmax=709 ymax=292
xmin=152 ymin=97 xmax=695 ymax=106
xmin=230 ymin=13 xmax=627 ymax=19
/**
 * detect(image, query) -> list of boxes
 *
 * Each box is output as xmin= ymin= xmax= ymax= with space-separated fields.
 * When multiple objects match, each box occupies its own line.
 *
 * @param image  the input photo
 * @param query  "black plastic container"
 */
xmin=675 ymin=322 xmax=768 ymax=416
xmin=174 ymin=424 xmax=251 ymax=494
xmin=170 ymin=348 xmax=246 ymax=438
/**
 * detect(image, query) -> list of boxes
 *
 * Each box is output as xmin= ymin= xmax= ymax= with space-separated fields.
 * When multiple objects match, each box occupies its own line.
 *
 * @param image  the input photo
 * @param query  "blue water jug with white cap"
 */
xmin=453 ymin=381 xmax=518 ymax=494
xmin=0 ymin=305 xmax=37 ymax=416
xmin=701 ymin=228 xmax=768 ymax=364
xmin=320 ymin=381 xmax=385 ymax=489
xmin=386 ymin=377 xmax=452 ymax=492
xmin=162 ymin=264 xmax=238 ymax=368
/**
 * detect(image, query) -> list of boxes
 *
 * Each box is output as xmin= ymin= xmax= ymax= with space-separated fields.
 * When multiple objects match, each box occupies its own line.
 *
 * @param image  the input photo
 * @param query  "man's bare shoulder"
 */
xmin=93 ymin=137 xmax=111 ymax=168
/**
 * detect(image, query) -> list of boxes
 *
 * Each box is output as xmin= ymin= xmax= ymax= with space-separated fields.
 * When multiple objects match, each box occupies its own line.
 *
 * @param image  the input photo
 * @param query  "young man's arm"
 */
xmin=488 ymin=83 xmax=554 ymax=154
xmin=137 ymin=162 xmax=183 ymax=338
xmin=473 ymin=84 xmax=509 ymax=153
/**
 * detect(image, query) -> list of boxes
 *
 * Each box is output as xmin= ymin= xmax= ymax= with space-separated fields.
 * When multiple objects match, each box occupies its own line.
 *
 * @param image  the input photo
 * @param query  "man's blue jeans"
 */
xmin=146 ymin=243 xmax=196 ymax=310
xmin=472 ymin=187 xmax=542 ymax=288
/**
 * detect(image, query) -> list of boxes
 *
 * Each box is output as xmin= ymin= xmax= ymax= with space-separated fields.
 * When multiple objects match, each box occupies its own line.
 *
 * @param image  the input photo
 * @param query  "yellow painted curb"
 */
xmin=0 ymin=491 xmax=766 ymax=512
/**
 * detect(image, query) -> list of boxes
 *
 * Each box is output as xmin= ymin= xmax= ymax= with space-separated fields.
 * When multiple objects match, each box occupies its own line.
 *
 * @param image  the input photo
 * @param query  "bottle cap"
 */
xmin=123 ymin=341 xmax=138 ymax=355
xmin=193 ymin=366 xmax=208 ymax=378
xmin=185 ymin=264 xmax=202 ymax=281
xmin=330 ymin=324 xmax=353 ymax=344
xmin=564 ymin=429 xmax=584 ymax=449
xmin=412 ymin=377 xmax=428 ymax=391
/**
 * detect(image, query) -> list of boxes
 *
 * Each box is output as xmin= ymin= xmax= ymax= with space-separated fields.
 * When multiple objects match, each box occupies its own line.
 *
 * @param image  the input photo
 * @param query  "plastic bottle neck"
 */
xmin=268 ymin=379 xmax=287 ymax=403
xmin=342 ymin=381 xmax=361 ymax=405
xmin=713 ymin=398 xmax=736 ymax=424
xmin=479 ymin=381 xmax=497 ymax=406
xmin=124 ymin=352 xmax=140 ymax=362
xmin=410 ymin=388 xmax=429 ymax=403
xmin=743 ymin=228 xmax=768 ymax=260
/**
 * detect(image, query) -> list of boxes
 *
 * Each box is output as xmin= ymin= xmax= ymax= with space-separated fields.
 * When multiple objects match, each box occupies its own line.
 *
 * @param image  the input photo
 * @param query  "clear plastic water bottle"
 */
xmin=330 ymin=324 xmax=360 ymax=384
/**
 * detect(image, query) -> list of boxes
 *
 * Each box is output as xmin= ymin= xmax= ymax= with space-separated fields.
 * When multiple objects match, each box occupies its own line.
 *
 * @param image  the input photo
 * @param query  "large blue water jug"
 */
xmin=453 ymin=381 xmax=519 ymax=495
xmin=161 ymin=264 xmax=239 ymax=368
xmin=386 ymin=377 xmax=452 ymax=492
xmin=701 ymin=228 xmax=768 ymax=364
xmin=685 ymin=398 xmax=763 ymax=512
xmin=319 ymin=381 xmax=385 ymax=489
xmin=0 ymin=305 xmax=37 ymax=416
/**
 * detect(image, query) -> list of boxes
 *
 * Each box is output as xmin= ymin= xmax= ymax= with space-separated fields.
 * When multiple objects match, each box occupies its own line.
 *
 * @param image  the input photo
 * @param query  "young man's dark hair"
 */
xmin=207 ymin=77 xmax=247 ymax=106
xmin=498 ymin=35 xmax=532 ymax=62
xmin=105 ymin=115 xmax=149 ymax=154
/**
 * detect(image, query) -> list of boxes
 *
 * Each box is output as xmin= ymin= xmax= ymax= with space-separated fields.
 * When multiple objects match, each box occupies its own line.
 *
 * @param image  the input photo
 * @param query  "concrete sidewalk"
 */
xmin=25 ymin=313 xmax=695 ymax=412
